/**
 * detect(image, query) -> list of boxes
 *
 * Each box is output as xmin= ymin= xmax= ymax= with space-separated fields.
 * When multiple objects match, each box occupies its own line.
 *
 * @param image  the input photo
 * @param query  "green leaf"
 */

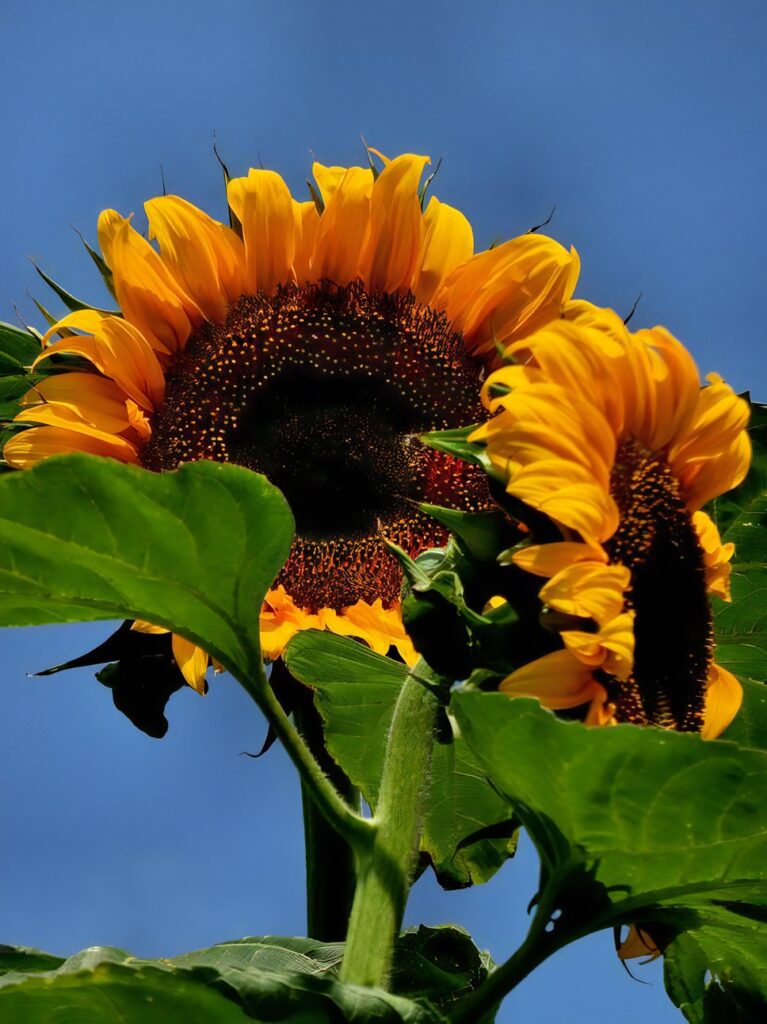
xmin=0 ymin=454 xmax=294 ymax=681
xmin=710 ymin=399 xmax=767 ymax=694
xmin=712 ymin=401 xmax=767 ymax=561
xmin=0 ymin=321 xmax=40 ymax=369
xmin=0 ymin=940 xmax=449 ymax=1022
xmin=0 ymin=946 xmax=64 ymax=976
xmin=664 ymin=912 xmax=767 ymax=1024
xmin=391 ymin=926 xmax=494 ymax=1020
xmin=0 ymin=374 xmax=42 ymax=419
xmin=714 ymin=567 xmax=767 ymax=682
xmin=284 ymin=631 xmax=516 ymax=887
xmin=452 ymin=694 xmax=767 ymax=1022
xmin=170 ymin=936 xmax=345 ymax=977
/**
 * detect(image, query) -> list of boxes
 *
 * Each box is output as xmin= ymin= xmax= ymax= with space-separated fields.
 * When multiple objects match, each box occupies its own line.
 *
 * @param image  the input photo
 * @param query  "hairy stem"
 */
xmin=340 ymin=666 xmax=438 ymax=988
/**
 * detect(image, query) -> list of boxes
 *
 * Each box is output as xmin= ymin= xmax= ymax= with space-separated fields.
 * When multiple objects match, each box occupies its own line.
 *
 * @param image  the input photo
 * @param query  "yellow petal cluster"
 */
xmin=477 ymin=303 xmax=750 ymax=739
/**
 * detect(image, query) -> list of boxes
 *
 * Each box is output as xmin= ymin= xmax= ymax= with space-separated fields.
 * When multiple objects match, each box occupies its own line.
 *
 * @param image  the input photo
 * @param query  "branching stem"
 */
xmin=449 ymin=892 xmax=569 ymax=1024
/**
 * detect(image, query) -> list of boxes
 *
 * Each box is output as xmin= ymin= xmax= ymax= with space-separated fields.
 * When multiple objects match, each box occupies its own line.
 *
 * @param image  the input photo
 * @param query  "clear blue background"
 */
xmin=1 ymin=2 xmax=765 ymax=1021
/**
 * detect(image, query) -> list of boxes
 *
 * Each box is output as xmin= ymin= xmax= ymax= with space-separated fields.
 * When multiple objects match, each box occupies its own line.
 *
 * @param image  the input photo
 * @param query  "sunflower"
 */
xmin=470 ymin=301 xmax=750 ymax=738
xmin=3 ymin=149 xmax=579 ymax=692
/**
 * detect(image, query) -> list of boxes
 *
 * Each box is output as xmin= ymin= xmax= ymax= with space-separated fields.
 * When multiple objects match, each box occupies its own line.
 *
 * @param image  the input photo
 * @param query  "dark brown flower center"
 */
xmin=142 ymin=282 xmax=488 ymax=611
xmin=603 ymin=438 xmax=712 ymax=730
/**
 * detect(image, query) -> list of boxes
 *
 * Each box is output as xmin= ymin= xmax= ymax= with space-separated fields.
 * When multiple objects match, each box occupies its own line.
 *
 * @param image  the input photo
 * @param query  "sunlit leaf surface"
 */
xmin=452 ymin=694 xmax=767 ymax=1022
xmin=0 ymin=454 xmax=294 ymax=679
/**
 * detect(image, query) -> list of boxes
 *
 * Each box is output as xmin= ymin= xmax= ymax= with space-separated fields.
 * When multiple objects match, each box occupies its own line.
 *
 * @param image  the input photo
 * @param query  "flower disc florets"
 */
xmin=142 ymin=282 xmax=489 ymax=611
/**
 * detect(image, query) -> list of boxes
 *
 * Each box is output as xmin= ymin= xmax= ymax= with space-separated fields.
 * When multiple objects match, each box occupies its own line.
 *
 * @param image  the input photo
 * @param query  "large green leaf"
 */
xmin=390 ymin=926 xmax=494 ymax=1020
xmin=664 ymin=914 xmax=767 ymax=1024
xmin=0 ymin=454 xmax=294 ymax=680
xmin=0 ymin=932 xmax=493 ymax=1022
xmin=452 ymin=694 xmax=767 ymax=1022
xmin=714 ymin=566 xmax=767 ymax=682
xmin=284 ymin=631 xmax=516 ymax=887
xmin=0 ymin=946 xmax=64 ymax=975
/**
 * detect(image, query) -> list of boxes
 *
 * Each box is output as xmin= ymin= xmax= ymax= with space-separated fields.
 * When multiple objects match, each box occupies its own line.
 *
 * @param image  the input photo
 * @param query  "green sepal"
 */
xmin=418 ymin=504 xmax=517 ymax=564
xmin=32 ymin=263 xmax=119 ymax=316
xmin=418 ymin=424 xmax=487 ymax=468
xmin=72 ymin=227 xmax=117 ymax=300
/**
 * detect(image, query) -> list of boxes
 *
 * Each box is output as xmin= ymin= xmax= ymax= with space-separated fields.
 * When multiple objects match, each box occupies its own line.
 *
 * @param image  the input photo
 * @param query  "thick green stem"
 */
xmin=340 ymin=667 xmax=437 ymax=988
xmin=290 ymin=677 xmax=359 ymax=941
xmin=239 ymin=660 xmax=373 ymax=852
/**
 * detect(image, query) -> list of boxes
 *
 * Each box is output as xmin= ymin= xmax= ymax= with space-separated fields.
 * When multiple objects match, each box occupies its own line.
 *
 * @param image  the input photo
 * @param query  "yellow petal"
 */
xmin=259 ymin=586 xmax=321 ymax=661
xmin=618 ymin=926 xmax=661 ymax=961
xmin=171 ymin=634 xmax=209 ymax=694
xmin=311 ymin=166 xmax=373 ymax=285
xmin=227 ymin=169 xmax=296 ymax=294
xmin=540 ymin=562 xmax=630 ymax=625
xmin=692 ymin=510 xmax=735 ymax=601
xmin=312 ymin=163 xmax=348 ymax=205
xmin=97 ymin=209 xmax=125 ymax=268
xmin=3 ymin=426 xmax=139 ymax=468
xmin=562 ymin=611 xmax=635 ymax=681
xmin=41 ymin=309 xmax=111 ymax=347
xmin=669 ymin=376 xmax=751 ymax=508
xmin=145 ymin=195 xmax=245 ymax=322
xmin=18 ymin=373 xmax=136 ymax=435
xmin=701 ymin=663 xmax=742 ymax=740
xmin=509 ymin=541 xmax=607 ymax=576
xmin=258 ymin=587 xmax=417 ymax=664
xmin=412 ymin=197 xmax=473 ymax=305
xmin=332 ymin=599 xmax=418 ymax=665
xmin=499 ymin=649 xmax=602 ymax=710
xmin=293 ymin=200 xmax=320 ymax=283
xmin=437 ymin=235 xmax=579 ymax=360
xmin=98 ymin=210 xmax=200 ymax=354
xmin=359 ymin=153 xmax=430 ymax=293
xmin=131 ymin=620 xmax=170 ymax=635
xmin=34 ymin=317 xmax=165 ymax=411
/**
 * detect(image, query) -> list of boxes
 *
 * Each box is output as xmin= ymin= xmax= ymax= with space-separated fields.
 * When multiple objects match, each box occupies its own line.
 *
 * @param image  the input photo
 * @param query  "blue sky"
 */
xmin=1 ymin=2 xmax=765 ymax=1021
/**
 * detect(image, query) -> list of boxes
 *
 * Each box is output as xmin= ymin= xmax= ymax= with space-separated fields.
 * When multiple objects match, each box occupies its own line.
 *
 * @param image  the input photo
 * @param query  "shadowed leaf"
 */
xmin=284 ymin=630 xmax=516 ymax=887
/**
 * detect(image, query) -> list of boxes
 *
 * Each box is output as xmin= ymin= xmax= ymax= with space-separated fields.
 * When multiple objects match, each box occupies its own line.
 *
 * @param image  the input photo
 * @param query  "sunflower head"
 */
xmin=2 ymin=147 xmax=580 ymax=700
xmin=468 ymin=302 xmax=750 ymax=739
